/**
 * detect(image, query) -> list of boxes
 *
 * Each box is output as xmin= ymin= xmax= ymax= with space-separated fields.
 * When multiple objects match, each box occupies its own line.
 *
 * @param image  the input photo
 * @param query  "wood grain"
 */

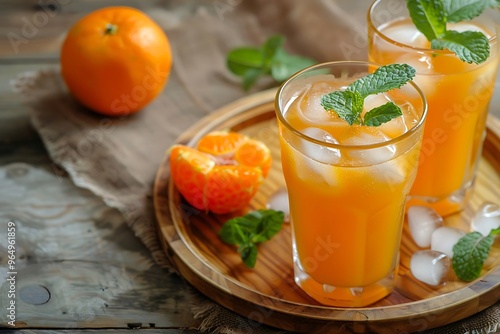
xmin=0 ymin=158 xmax=201 ymax=330
xmin=153 ymin=89 xmax=500 ymax=334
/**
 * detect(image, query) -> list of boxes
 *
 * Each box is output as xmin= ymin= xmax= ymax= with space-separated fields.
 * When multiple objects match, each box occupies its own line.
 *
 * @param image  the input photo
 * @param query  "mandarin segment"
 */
xmin=169 ymin=131 xmax=271 ymax=214
xmin=205 ymin=166 xmax=263 ymax=214
xmin=197 ymin=131 xmax=247 ymax=155
xmin=169 ymin=145 xmax=215 ymax=210
xmin=234 ymin=139 xmax=272 ymax=177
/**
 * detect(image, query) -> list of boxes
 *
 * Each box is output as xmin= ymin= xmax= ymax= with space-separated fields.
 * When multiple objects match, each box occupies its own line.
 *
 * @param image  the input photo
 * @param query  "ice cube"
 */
xmin=377 ymin=113 xmax=408 ymax=138
xmin=301 ymin=127 xmax=341 ymax=165
xmin=397 ymin=53 xmax=434 ymax=74
xmin=294 ymin=152 xmax=338 ymax=187
xmin=472 ymin=202 xmax=500 ymax=236
xmin=339 ymin=127 xmax=405 ymax=184
xmin=339 ymin=126 xmax=396 ymax=165
xmin=410 ymin=250 xmax=450 ymax=286
xmin=364 ymin=93 xmax=418 ymax=138
xmin=407 ymin=206 xmax=444 ymax=248
xmin=379 ymin=100 xmax=419 ymax=138
xmin=394 ymin=53 xmax=436 ymax=100
xmin=297 ymin=81 xmax=346 ymax=124
xmin=266 ymin=188 xmax=290 ymax=223
xmin=372 ymin=160 xmax=406 ymax=186
xmin=383 ymin=24 xmax=428 ymax=48
xmin=431 ymin=226 xmax=466 ymax=258
xmin=294 ymin=128 xmax=338 ymax=186
xmin=363 ymin=93 xmax=391 ymax=112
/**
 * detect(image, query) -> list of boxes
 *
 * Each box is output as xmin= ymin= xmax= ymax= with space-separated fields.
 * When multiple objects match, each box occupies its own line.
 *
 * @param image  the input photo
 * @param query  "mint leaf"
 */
xmin=431 ymin=30 xmax=490 ymax=63
xmin=364 ymin=102 xmax=403 ymax=126
xmin=347 ymin=64 xmax=416 ymax=98
xmin=452 ymin=231 xmax=495 ymax=281
xmin=227 ymin=48 xmax=263 ymax=76
xmin=252 ymin=210 xmax=284 ymax=243
xmin=321 ymin=90 xmax=364 ymax=125
xmin=272 ymin=49 xmax=317 ymax=82
xmin=240 ymin=244 xmax=258 ymax=268
xmin=226 ymin=35 xmax=316 ymax=90
xmin=406 ymin=0 xmax=494 ymax=64
xmin=219 ymin=209 xmax=284 ymax=268
xmin=407 ymin=0 xmax=447 ymax=41
xmin=219 ymin=219 xmax=251 ymax=245
xmin=442 ymin=0 xmax=494 ymax=22
xmin=242 ymin=68 xmax=263 ymax=91
xmin=321 ymin=64 xmax=415 ymax=127
xmin=261 ymin=35 xmax=284 ymax=64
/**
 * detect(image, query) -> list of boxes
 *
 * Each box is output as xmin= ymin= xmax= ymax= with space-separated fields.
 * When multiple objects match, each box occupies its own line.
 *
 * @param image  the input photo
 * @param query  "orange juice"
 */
xmin=275 ymin=61 xmax=427 ymax=307
xmin=368 ymin=2 xmax=499 ymax=216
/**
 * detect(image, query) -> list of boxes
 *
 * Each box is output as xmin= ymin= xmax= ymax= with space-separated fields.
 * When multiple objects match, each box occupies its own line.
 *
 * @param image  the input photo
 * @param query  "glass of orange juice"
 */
xmin=275 ymin=61 xmax=427 ymax=307
xmin=368 ymin=0 xmax=499 ymax=216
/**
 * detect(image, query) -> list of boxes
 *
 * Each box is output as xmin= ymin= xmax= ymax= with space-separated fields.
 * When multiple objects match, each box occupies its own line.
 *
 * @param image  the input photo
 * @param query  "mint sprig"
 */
xmin=452 ymin=226 xmax=500 ymax=281
xmin=219 ymin=209 xmax=284 ymax=268
xmin=431 ymin=30 xmax=490 ymax=64
xmin=407 ymin=0 xmax=497 ymax=64
xmin=442 ymin=0 xmax=497 ymax=22
xmin=348 ymin=63 xmax=417 ymax=97
xmin=320 ymin=90 xmax=364 ymax=125
xmin=321 ymin=64 xmax=415 ymax=126
xmin=227 ymin=35 xmax=316 ymax=91
xmin=364 ymin=102 xmax=405 ymax=126
xmin=407 ymin=0 xmax=446 ymax=41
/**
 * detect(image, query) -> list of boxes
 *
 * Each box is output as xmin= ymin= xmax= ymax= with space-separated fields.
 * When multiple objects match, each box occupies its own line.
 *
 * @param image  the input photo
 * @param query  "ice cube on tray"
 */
xmin=431 ymin=226 xmax=466 ymax=258
xmin=410 ymin=250 xmax=450 ymax=286
xmin=472 ymin=202 xmax=500 ymax=236
xmin=407 ymin=206 xmax=443 ymax=248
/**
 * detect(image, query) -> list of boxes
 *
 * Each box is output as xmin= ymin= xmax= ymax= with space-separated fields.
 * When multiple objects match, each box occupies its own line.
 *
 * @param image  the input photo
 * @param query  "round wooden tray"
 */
xmin=153 ymin=89 xmax=500 ymax=333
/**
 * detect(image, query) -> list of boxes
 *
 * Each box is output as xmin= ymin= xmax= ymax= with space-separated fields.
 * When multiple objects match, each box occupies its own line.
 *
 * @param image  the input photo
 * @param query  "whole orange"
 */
xmin=60 ymin=7 xmax=172 ymax=116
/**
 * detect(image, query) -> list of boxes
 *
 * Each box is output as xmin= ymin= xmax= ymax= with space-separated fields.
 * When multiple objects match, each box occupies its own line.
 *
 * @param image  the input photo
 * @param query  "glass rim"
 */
xmin=275 ymin=60 xmax=428 ymax=150
xmin=368 ymin=0 xmax=497 ymax=54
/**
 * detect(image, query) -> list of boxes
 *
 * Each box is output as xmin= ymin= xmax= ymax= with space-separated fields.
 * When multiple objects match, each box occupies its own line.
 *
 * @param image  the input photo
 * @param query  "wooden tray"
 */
xmin=153 ymin=89 xmax=500 ymax=333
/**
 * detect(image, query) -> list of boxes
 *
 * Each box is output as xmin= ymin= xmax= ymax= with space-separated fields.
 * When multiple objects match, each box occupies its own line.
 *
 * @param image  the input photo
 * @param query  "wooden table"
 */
xmin=0 ymin=1 xmax=209 ymax=333
xmin=0 ymin=1 xmax=499 ymax=334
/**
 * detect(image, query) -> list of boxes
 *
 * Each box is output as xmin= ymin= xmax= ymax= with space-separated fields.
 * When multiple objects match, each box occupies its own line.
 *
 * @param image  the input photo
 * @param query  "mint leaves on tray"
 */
xmin=219 ymin=209 xmax=284 ymax=268
xmin=452 ymin=226 xmax=500 ymax=281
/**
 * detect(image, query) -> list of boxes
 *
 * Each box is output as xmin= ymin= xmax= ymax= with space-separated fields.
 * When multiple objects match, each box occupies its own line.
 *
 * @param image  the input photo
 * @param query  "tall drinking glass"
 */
xmin=275 ymin=61 xmax=427 ymax=307
xmin=368 ymin=0 xmax=499 ymax=216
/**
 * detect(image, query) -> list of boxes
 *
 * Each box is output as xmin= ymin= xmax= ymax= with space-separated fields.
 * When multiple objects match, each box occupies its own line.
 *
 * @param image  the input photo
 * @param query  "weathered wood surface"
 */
xmin=0 ymin=0 xmax=199 ymax=60
xmin=0 ymin=1 xmax=214 ymax=333
xmin=0 ymin=148 xmax=204 ymax=330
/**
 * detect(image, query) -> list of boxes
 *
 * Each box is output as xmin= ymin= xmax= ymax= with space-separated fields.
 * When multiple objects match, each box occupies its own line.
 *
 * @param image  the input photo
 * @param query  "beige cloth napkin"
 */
xmin=13 ymin=0 xmax=499 ymax=333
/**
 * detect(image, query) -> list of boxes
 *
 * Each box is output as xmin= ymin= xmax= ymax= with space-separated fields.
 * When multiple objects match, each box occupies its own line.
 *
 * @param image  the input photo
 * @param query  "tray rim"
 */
xmin=153 ymin=88 xmax=500 ymax=331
